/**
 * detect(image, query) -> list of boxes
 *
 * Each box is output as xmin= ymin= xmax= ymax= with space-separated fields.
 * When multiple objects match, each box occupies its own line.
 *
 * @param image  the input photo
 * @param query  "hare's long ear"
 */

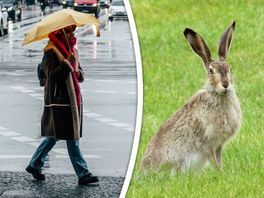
xmin=218 ymin=21 xmax=236 ymax=61
xmin=184 ymin=28 xmax=212 ymax=71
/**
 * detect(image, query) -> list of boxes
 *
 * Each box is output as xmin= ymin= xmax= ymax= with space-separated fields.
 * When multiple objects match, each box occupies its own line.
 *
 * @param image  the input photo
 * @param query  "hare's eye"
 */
xmin=209 ymin=68 xmax=214 ymax=74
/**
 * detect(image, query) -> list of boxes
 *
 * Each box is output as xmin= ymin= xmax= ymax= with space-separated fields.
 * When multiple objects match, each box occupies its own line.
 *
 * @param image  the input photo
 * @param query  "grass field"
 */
xmin=127 ymin=0 xmax=264 ymax=197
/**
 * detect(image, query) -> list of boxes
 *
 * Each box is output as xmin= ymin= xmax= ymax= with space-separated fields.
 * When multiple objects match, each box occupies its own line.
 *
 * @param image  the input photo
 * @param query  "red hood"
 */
xmin=75 ymin=0 xmax=97 ymax=4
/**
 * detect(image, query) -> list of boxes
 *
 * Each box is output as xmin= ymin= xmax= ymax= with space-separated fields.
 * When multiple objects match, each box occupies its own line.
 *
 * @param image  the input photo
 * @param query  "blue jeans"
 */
xmin=29 ymin=137 xmax=89 ymax=178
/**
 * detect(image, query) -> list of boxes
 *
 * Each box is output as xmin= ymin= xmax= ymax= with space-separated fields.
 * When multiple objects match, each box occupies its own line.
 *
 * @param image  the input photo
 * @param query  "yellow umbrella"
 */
xmin=23 ymin=9 xmax=100 ymax=46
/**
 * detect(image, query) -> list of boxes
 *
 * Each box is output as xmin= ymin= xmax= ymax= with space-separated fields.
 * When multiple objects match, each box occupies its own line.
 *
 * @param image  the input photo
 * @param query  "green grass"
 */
xmin=127 ymin=0 xmax=264 ymax=197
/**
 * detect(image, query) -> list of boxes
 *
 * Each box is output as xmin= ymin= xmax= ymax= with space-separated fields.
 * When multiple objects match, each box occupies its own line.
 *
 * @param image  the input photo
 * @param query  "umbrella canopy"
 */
xmin=23 ymin=9 xmax=100 ymax=45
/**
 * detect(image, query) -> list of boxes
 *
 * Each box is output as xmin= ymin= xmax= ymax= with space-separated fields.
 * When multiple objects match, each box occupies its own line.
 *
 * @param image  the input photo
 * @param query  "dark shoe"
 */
xmin=26 ymin=165 xmax=45 ymax=181
xmin=78 ymin=173 xmax=99 ymax=185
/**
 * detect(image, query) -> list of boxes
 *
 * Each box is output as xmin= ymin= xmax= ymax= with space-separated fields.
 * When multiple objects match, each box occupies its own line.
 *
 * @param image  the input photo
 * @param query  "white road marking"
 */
xmin=90 ymin=79 xmax=118 ymax=83
xmin=29 ymin=80 xmax=41 ymax=84
xmin=124 ymin=127 xmax=134 ymax=132
xmin=94 ymin=117 xmax=117 ymax=123
xmin=20 ymin=89 xmax=35 ymax=94
xmin=84 ymin=113 xmax=102 ymax=118
xmin=28 ymin=93 xmax=43 ymax=97
xmin=124 ymin=81 xmax=136 ymax=84
xmin=0 ymin=72 xmax=24 ymax=76
xmin=0 ymin=131 xmax=20 ymax=136
xmin=10 ymin=136 xmax=36 ymax=142
xmin=11 ymin=86 xmax=25 ymax=90
xmin=53 ymin=148 xmax=68 ymax=155
xmin=83 ymin=109 xmax=90 ymax=113
xmin=28 ymin=142 xmax=40 ymax=148
xmin=0 ymin=126 xmax=7 ymax=130
xmin=109 ymin=122 xmax=132 ymax=128
xmin=87 ymin=90 xmax=136 ymax=95
xmin=0 ymin=154 xmax=101 ymax=159
xmin=55 ymin=154 xmax=101 ymax=159
xmin=92 ymin=90 xmax=119 ymax=94
xmin=86 ymin=78 xmax=136 ymax=84
xmin=125 ymin=92 xmax=137 ymax=95
xmin=0 ymin=155 xmax=33 ymax=159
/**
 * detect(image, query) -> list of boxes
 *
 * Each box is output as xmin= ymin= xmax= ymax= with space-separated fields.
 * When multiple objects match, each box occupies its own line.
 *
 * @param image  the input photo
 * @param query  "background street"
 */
xmin=0 ymin=4 xmax=136 ymax=197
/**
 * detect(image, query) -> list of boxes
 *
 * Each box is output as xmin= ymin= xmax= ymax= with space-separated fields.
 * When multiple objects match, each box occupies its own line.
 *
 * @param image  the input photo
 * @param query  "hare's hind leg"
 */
xmin=140 ymin=156 xmax=152 ymax=170
xmin=140 ymin=152 xmax=161 ymax=170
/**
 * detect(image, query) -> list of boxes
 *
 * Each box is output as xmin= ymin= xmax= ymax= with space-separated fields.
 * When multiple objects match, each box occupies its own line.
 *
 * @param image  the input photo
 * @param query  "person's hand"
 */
xmin=76 ymin=69 xmax=85 ymax=82
xmin=67 ymin=53 xmax=76 ymax=65
xmin=76 ymin=70 xmax=80 ymax=78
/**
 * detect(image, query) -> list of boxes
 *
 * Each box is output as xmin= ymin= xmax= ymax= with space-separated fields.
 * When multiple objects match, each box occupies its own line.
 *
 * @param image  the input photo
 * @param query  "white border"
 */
xmin=119 ymin=0 xmax=143 ymax=197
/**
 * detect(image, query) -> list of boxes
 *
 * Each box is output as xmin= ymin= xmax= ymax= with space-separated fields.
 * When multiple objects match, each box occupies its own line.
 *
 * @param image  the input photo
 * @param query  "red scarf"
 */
xmin=48 ymin=32 xmax=81 ymax=106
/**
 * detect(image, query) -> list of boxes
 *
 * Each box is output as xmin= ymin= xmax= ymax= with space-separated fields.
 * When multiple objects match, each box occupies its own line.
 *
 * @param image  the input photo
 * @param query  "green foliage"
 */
xmin=127 ymin=0 xmax=264 ymax=197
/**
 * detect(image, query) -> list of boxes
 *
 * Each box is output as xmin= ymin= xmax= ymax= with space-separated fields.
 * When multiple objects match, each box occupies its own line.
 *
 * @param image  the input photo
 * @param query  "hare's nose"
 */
xmin=222 ymin=82 xmax=229 ymax=89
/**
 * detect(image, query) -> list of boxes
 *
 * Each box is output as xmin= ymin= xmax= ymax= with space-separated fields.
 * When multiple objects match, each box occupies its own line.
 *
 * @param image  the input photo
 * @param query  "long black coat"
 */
xmin=41 ymin=42 xmax=84 ymax=140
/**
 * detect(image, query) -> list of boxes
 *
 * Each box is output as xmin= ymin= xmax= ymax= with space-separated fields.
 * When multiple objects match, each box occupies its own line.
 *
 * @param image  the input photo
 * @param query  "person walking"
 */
xmin=26 ymin=25 xmax=98 ymax=185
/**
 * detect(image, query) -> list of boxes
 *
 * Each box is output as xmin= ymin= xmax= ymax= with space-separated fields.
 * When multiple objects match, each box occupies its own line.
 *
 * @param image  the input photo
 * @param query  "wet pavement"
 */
xmin=0 ymin=171 xmax=123 ymax=197
xmin=0 ymin=3 xmax=135 ymax=198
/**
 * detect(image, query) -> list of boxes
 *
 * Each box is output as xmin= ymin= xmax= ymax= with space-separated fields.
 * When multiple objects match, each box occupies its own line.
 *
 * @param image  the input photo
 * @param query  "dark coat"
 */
xmin=41 ymin=42 xmax=84 ymax=140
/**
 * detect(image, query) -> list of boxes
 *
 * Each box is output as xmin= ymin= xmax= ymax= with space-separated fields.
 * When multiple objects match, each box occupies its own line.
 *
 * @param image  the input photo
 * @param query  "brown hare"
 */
xmin=141 ymin=21 xmax=242 ymax=172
